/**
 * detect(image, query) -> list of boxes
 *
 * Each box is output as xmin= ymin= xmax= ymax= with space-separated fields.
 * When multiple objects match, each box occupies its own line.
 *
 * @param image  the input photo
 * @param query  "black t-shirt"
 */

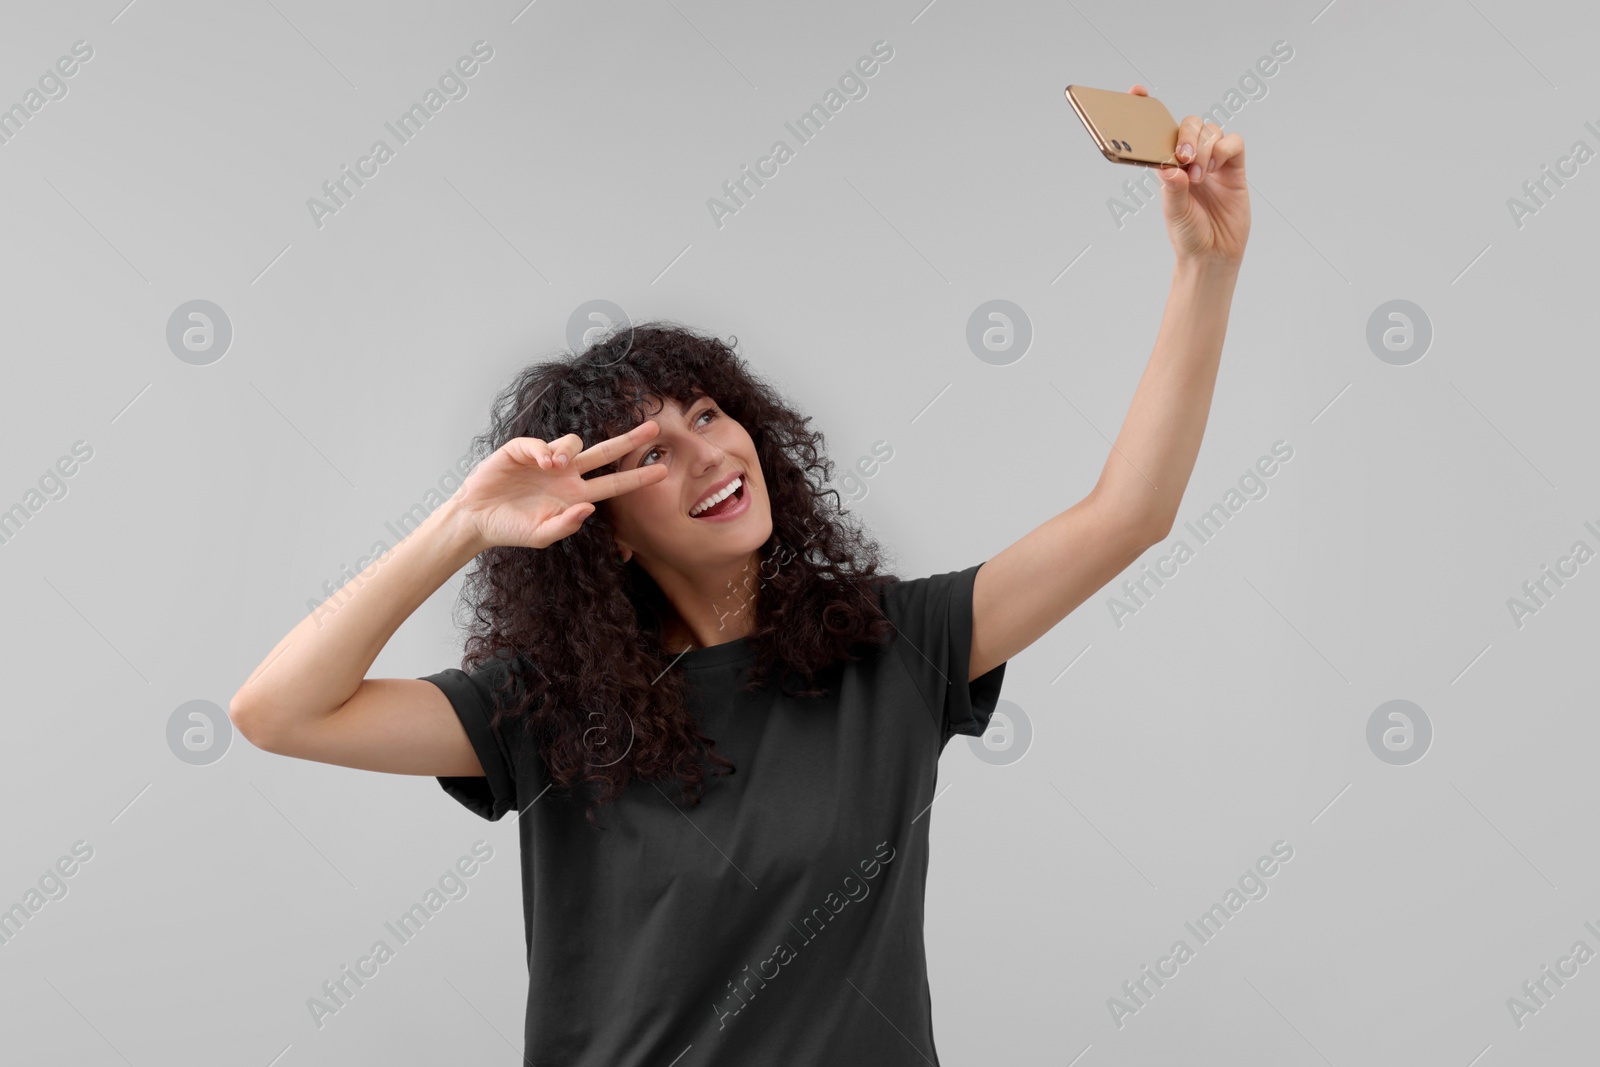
xmin=421 ymin=561 xmax=1007 ymax=1066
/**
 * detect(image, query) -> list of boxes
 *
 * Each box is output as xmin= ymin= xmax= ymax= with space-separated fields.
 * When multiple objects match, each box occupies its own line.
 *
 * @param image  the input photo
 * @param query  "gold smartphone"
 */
xmin=1064 ymin=85 xmax=1180 ymax=167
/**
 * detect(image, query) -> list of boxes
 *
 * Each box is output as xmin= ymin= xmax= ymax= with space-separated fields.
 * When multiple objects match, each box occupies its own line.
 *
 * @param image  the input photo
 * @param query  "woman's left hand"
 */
xmin=1128 ymin=84 xmax=1251 ymax=267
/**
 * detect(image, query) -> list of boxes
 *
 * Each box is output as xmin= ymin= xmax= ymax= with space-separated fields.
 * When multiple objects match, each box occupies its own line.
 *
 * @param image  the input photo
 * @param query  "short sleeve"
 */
xmin=879 ymin=561 xmax=1008 ymax=745
xmin=419 ymin=650 xmax=529 ymax=821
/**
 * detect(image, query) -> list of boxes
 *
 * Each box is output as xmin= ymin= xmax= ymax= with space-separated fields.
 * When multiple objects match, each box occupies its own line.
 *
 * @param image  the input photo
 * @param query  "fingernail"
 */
xmin=1178 ymin=142 xmax=1194 ymax=162
xmin=1207 ymin=157 xmax=1218 ymax=173
xmin=1189 ymin=162 xmax=1202 ymax=182
xmin=556 ymin=454 xmax=568 ymax=467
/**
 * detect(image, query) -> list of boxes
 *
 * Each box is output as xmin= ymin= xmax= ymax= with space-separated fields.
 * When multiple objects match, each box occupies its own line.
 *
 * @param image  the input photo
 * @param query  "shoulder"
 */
xmin=875 ymin=563 xmax=982 ymax=625
xmin=440 ymin=645 xmax=542 ymax=719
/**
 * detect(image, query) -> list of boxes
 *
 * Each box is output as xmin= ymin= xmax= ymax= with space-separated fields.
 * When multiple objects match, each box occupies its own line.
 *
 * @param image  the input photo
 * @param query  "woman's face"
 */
xmin=602 ymin=392 xmax=772 ymax=573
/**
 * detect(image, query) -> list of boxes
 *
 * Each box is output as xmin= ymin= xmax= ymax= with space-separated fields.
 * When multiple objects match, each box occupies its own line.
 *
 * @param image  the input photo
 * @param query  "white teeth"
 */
xmin=690 ymin=476 xmax=743 ymax=516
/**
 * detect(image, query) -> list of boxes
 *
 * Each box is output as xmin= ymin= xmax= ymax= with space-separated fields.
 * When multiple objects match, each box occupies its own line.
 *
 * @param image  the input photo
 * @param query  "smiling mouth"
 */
xmin=689 ymin=478 xmax=746 ymax=518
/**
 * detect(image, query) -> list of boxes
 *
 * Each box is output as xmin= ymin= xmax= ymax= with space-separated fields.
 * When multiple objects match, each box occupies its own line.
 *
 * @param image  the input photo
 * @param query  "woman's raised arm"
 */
xmin=227 ymin=424 xmax=669 ymax=775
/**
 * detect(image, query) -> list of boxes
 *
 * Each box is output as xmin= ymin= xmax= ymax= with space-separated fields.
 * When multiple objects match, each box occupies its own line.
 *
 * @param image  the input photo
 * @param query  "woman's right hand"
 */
xmin=454 ymin=420 xmax=668 ymax=551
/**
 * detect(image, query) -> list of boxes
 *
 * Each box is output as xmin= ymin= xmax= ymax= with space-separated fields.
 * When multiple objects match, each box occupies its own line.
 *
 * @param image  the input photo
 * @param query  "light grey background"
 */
xmin=2 ymin=0 xmax=1596 ymax=1063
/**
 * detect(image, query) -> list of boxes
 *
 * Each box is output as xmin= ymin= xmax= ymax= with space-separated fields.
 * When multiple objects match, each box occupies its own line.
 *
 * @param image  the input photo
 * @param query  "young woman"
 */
xmin=230 ymin=87 xmax=1248 ymax=1066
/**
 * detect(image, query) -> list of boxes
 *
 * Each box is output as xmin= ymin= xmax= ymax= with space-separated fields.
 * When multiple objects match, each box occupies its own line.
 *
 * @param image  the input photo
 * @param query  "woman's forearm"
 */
xmin=229 ymin=496 xmax=485 ymax=737
xmin=1092 ymin=255 xmax=1242 ymax=534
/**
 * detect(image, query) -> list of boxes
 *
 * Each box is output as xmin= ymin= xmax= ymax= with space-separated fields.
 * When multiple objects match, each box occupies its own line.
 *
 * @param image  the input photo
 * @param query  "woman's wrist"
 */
xmin=431 ymin=494 xmax=490 ymax=564
xmin=1174 ymin=252 xmax=1243 ymax=281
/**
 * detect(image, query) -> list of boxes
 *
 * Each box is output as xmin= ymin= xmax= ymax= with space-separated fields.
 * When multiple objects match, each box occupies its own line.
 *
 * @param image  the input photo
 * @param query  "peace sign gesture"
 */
xmin=1128 ymin=84 xmax=1251 ymax=266
xmin=456 ymin=420 xmax=669 ymax=552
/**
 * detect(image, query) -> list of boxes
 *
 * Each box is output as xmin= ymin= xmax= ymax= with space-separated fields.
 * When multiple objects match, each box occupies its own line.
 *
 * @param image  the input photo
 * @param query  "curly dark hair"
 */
xmin=452 ymin=320 xmax=900 ymax=828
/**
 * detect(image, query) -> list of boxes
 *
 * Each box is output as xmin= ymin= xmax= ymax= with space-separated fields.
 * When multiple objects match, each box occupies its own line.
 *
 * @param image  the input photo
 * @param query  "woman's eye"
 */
xmin=639 ymin=408 xmax=719 ymax=466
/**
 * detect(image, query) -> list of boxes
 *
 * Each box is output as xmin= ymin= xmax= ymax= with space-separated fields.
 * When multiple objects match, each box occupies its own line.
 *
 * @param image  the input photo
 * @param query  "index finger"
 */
xmin=568 ymin=419 xmax=661 ymax=475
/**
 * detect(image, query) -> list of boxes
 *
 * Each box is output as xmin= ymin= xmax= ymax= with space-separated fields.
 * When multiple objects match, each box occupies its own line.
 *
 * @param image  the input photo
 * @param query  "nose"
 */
xmin=687 ymin=423 xmax=727 ymax=471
